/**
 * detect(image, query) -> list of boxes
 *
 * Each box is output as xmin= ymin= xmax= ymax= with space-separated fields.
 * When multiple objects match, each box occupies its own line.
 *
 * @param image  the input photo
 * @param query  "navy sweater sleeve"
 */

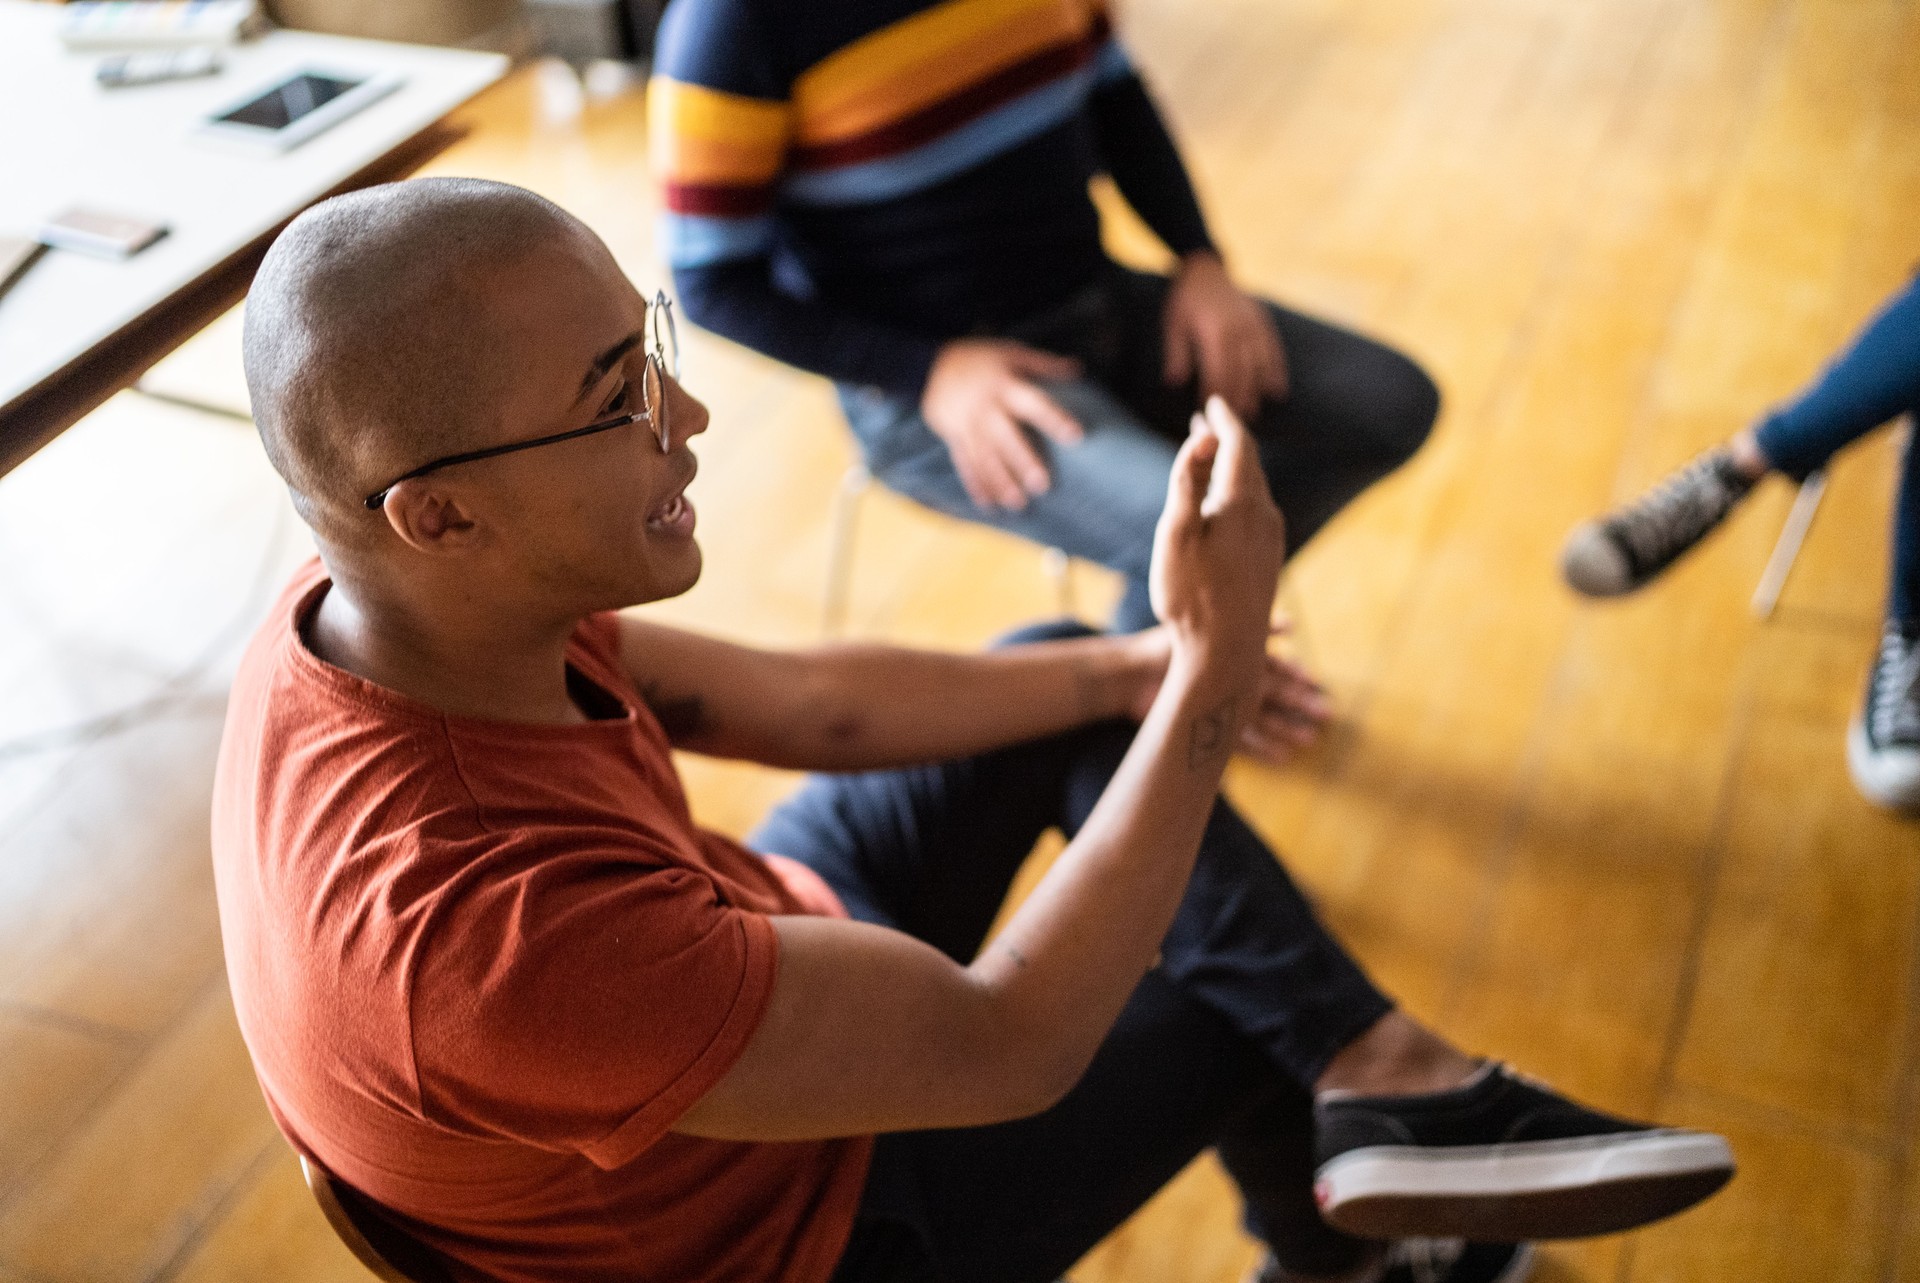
xmin=1089 ymin=71 xmax=1216 ymax=260
xmin=673 ymin=262 xmax=943 ymax=397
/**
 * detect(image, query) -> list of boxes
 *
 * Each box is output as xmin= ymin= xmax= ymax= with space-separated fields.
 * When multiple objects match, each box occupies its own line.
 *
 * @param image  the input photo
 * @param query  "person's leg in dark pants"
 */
xmin=1750 ymin=274 xmax=1920 ymax=482
xmin=1095 ymin=268 xmax=1440 ymax=631
xmin=749 ymin=621 xmax=1389 ymax=1281
xmin=1892 ymin=422 xmax=1920 ymax=627
xmin=1104 ymin=267 xmax=1440 ymax=553
xmin=858 ymin=979 xmax=1363 ymax=1283
xmin=753 ymin=622 xmax=1733 ymax=1269
xmin=1751 ymin=273 xmax=1920 ymax=624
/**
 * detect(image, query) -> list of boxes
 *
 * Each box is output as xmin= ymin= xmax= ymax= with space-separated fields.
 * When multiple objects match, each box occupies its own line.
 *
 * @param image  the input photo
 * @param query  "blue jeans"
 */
xmin=1752 ymin=271 xmax=1920 ymax=624
xmin=751 ymin=622 xmax=1393 ymax=1283
xmin=838 ymin=265 xmax=1440 ymax=632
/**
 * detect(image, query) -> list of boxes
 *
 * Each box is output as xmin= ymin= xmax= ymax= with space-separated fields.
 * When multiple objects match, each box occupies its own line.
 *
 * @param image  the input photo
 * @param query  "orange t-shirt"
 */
xmin=211 ymin=561 xmax=870 ymax=1282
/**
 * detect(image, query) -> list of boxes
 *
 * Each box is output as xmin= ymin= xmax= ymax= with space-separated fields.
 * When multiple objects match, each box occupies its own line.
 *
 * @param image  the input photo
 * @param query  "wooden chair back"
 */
xmin=299 ymin=1154 xmax=455 ymax=1283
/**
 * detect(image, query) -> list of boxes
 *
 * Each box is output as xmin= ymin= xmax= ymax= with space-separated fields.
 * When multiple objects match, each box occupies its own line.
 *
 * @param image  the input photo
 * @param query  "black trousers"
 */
xmin=750 ymin=623 xmax=1394 ymax=1282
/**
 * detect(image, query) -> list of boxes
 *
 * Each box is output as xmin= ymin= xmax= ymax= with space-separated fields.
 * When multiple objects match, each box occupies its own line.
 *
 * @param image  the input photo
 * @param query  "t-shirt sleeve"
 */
xmin=408 ymin=844 xmax=778 ymax=1170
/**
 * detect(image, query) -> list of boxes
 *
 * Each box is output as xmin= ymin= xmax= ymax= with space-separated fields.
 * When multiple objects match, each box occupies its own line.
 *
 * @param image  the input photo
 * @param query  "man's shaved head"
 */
xmin=243 ymin=177 xmax=595 ymax=538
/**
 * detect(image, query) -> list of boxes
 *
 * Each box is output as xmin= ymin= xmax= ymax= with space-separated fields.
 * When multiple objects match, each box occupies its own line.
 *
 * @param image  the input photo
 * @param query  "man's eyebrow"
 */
xmin=578 ymin=332 xmax=643 ymax=401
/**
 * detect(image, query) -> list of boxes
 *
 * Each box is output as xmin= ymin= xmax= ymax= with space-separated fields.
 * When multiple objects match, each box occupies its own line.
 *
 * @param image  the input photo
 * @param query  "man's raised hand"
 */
xmin=921 ymin=339 xmax=1085 ymax=511
xmin=1148 ymin=397 xmax=1287 ymax=687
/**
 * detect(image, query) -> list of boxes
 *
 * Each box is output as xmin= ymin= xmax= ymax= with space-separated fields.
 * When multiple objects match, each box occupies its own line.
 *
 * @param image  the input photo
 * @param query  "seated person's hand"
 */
xmin=1148 ymin=396 xmax=1288 ymax=694
xmin=1162 ymin=250 xmax=1289 ymax=422
xmin=921 ymin=338 xmax=1085 ymax=511
xmin=1123 ymin=621 xmax=1331 ymax=765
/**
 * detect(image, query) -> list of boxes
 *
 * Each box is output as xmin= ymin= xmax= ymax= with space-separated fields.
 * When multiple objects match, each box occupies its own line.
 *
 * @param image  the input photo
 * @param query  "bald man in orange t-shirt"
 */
xmin=211 ymin=178 xmax=1732 ymax=1283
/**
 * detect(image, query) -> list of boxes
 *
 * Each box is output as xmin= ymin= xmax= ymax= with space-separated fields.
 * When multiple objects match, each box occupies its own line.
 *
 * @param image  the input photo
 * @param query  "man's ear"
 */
xmin=381 ymin=482 xmax=483 ymax=554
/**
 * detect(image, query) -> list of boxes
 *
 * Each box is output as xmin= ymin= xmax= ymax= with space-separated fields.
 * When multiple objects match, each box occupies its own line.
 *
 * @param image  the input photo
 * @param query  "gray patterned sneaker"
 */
xmin=1244 ymin=1240 xmax=1533 ymax=1283
xmin=1383 ymin=1240 xmax=1533 ymax=1283
xmin=1848 ymin=621 xmax=1920 ymax=811
xmin=1561 ymin=447 xmax=1756 ymax=596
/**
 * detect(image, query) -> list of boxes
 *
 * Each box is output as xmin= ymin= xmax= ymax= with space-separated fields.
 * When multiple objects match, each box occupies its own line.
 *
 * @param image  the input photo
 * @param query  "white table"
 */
xmin=0 ymin=2 xmax=507 ymax=473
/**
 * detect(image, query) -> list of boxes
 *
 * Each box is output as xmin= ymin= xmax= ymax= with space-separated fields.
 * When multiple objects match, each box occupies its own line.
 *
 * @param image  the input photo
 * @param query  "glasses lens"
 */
xmin=644 ymin=354 xmax=668 ymax=452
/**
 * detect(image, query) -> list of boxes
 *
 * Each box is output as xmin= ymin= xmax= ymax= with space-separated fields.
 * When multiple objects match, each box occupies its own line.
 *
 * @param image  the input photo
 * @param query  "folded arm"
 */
xmin=618 ymin=610 xmax=1326 ymax=772
xmin=616 ymin=617 xmax=1158 ymax=771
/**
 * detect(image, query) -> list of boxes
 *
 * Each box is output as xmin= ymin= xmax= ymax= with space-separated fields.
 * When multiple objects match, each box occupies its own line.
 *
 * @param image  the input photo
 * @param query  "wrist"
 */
xmin=1161 ymin=636 xmax=1251 ymax=699
xmin=1164 ymin=621 xmax=1266 ymax=693
xmin=1179 ymin=247 xmax=1226 ymax=278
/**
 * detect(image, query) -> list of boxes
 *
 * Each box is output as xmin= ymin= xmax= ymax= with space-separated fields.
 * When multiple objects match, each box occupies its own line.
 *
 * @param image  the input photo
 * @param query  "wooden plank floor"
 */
xmin=2 ymin=1 xmax=1916 ymax=1278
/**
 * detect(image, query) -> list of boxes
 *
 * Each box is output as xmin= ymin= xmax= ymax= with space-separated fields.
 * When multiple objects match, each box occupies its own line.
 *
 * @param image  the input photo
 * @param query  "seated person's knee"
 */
xmin=1376 ymin=352 xmax=1441 ymax=466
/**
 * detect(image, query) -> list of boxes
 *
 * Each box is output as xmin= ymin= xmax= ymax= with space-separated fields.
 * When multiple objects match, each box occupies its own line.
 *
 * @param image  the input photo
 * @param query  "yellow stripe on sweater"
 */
xmin=648 ymin=78 xmax=792 ymax=185
xmin=793 ymin=0 xmax=1099 ymax=148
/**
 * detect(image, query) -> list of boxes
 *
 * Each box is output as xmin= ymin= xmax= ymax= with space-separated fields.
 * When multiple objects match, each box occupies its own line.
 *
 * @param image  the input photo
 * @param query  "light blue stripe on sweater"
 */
xmin=1091 ymin=37 xmax=1131 ymax=83
xmin=781 ymin=69 xmax=1094 ymax=207
xmin=659 ymin=211 xmax=777 ymax=268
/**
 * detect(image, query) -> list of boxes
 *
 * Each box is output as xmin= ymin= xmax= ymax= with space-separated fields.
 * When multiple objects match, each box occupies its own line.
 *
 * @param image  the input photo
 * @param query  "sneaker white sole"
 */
xmin=1315 ymin=1129 xmax=1734 ymax=1241
xmin=1847 ymin=716 xmax=1920 ymax=812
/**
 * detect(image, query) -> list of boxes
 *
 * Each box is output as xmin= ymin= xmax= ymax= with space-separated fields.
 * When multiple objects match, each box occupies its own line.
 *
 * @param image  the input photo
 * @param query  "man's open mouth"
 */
xmin=647 ymin=482 xmax=695 ymax=535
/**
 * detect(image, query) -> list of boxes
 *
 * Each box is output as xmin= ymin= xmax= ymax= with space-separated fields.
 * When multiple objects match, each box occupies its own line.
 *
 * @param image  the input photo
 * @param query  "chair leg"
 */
xmin=823 ymin=464 xmax=871 ymax=640
xmin=825 ymin=473 xmax=1082 ymax=631
xmin=1751 ymin=469 xmax=1827 ymax=621
xmin=1042 ymin=547 xmax=1076 ymax=619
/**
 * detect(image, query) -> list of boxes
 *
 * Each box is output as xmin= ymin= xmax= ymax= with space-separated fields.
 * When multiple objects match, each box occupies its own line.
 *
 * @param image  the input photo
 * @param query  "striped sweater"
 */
xmin=650 ymin=0 xmax=1214 ymax=395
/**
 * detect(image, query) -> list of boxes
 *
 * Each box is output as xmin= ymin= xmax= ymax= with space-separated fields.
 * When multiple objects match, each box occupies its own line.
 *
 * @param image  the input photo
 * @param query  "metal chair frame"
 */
xmin=1751 ymin=469 xmax=1828 ymax=620
xmin=822 ymin=463 xmax=1077 ymax=639
xmin=300 ymin=1154 xmax=453 ymax=1283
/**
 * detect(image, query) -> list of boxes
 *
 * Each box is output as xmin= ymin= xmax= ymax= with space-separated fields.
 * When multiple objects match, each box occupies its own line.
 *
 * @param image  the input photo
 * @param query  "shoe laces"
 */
xmin=1867 ymin=623 xmax=1920 ymax=747
xmin=1605 ymin=449 xmax=1750 ymax=573
xmin=1387 ymin=1238 xmax=1465 ymax=1283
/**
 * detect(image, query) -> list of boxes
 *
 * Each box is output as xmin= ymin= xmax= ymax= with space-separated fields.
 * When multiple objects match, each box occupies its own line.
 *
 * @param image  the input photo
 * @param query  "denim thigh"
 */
xmin=838 ymin=378 xmax=1173 ymax=592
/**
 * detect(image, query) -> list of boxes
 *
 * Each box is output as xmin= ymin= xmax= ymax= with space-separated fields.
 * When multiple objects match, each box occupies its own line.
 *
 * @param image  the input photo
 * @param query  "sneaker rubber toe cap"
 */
xmin=1848 ymin=717 xmax=1920 ymax=812
xmin=1560 ymin=523 xmax=1633 ymax=597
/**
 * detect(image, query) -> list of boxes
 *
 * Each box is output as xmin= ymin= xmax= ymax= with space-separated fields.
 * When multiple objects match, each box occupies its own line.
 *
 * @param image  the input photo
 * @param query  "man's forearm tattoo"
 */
xmin=1186 ymin=697 xmax=1239 ymax=772
xmin=641 ymin=683 xmax=707 ymax=741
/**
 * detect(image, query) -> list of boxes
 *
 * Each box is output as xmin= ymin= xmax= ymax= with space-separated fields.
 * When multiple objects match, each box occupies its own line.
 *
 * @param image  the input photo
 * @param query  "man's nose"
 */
xmin=663 ymin=373 xmax=710 ymax=446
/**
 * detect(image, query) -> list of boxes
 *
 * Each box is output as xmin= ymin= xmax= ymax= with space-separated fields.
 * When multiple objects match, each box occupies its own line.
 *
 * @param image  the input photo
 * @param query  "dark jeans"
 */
xmin=1752 ymin=270 xmax=1920 ymax=623
xmin=837 ymin=264 xmax=1441 ymax=631
xmin=749 ymin=622 xmax=1394 ymax=1283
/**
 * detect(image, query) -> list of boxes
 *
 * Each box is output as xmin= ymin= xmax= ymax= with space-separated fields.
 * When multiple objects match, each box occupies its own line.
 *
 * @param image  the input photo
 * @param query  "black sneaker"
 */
xmin=1313 ymin=1063 xmax=1734 ymax=1240
xmin=1561 ymin=447 xmax=1756 ymax=596
xmin=1849 ymin=620 xmax=1920 ymax=811
xmin=1246 ymin=1240 xmax=1532 ymax=1283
